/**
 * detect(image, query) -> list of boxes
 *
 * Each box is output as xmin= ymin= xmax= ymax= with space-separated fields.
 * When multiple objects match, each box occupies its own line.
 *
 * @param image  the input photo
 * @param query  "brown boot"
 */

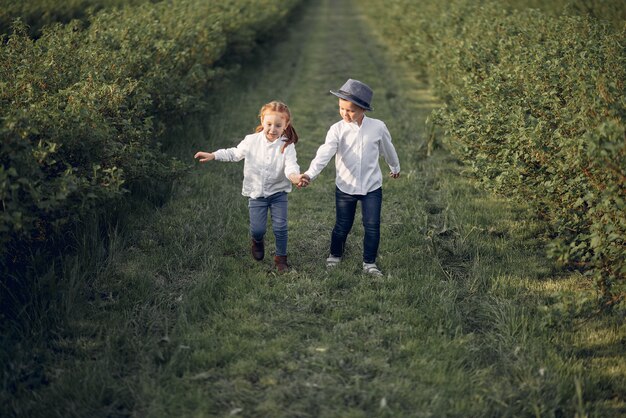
xmin=274 ymin=255 xmax=290 ymax=273
xmin=251 ymin=239 xmax=264 ymax=261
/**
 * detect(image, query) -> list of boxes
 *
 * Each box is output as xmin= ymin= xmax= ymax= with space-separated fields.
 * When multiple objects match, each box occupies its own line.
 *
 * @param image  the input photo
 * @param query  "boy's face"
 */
xmin=338 ymin=99 xmax=365 ymax=124
xmin=261 ymin=112 xmax=289 ymax=141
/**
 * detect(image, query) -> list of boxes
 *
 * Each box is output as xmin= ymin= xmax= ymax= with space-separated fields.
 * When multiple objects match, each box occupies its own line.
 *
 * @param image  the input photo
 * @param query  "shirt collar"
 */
xmin=262 ymin=132 xmax=285 ymax=145
xmin=342 ymin=115 xmax=367 ymax=129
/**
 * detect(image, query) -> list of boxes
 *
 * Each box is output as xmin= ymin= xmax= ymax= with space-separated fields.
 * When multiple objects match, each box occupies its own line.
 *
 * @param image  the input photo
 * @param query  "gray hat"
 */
xmin=330 ymin=79 xmax=373 ymax=111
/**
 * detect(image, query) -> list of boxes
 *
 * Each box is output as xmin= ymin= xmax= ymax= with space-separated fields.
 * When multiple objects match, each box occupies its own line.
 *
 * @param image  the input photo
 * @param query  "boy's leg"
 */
xmin=269 ymin=192 xmax=288 ymax=257
xmin=330 ymin=187 xmax=357 ymax=258
xmin=361 ymin=187 xmax=382 ymax=264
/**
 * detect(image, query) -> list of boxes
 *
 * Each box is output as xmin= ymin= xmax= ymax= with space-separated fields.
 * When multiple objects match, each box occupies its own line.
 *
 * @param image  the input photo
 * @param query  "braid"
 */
xmin=283 ymin=124 xmax=299 ymax=145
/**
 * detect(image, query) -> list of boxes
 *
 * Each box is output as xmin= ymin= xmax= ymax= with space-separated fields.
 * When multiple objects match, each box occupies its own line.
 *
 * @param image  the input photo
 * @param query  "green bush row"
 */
xmin=0 ymin=0 xmax=155 ymax=37
xmin=502 ymin=0 xmax=626 ymax=30
xmin=362 ymin=0 xmax=625 ymax=304
xmin=0 ymin=0 xmax=301 ymax=274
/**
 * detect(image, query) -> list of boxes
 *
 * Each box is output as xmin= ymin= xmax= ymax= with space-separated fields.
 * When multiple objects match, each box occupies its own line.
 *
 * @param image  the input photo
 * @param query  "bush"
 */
xmin=0 ymin=0 xmax=302 ymax=316
xmin=0 ymin=0 xmax=154 ymax=37
xmin=361 ymin=0 xmax=625 ymax=305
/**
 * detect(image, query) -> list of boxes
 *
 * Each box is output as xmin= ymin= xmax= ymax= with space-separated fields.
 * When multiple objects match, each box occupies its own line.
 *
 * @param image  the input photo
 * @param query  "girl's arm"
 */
xmin=213 ymin=139 xmax=248 ymax=162
xmin=194 ymin=152 xmax=215 ymax=162
xmin=194 ymin=136 xmax=250 ymax=163
xmin=283 ymin=144 xmax=301 ymax=185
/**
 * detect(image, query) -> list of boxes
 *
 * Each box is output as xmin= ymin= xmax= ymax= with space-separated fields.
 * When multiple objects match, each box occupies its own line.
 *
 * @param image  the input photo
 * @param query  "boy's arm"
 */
xmin=304 ymin=127 xmax=339 ymax=181
xmin=380 ymin=124 xmax=401 ymax=175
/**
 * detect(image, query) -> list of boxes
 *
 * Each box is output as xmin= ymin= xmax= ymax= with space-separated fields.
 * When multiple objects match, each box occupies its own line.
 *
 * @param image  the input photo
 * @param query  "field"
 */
xmin=1 ymin=0 xmax=625 ymax=416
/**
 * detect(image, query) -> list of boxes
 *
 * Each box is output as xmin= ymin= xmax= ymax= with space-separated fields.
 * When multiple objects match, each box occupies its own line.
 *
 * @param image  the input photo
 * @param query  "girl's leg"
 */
xmin=361 ymin=187 xmax=382 ymax=264
xmin=248 ymin=197 xmax=269 ymax=242
xmin=269 ymin=192 xmax=288 ymax=257
xmin=330 ymin=187 xmax=358 ymax=258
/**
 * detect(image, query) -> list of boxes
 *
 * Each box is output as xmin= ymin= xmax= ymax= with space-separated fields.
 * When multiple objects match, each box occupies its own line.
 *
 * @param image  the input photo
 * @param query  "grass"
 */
xmin=2 ymin=0 xmax=625 ymax=416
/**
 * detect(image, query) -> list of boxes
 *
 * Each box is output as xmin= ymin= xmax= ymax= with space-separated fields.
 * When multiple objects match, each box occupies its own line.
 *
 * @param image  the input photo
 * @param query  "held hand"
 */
xmin=194 ymin=151 xmax=215 ymax=163
xmin=289 ymin=173 xmax=310 ymax=188
xmin=389 ymin=171 xmax=400 ymax=179
xmin=288 ymin=173 xmax=301 ymax=185
xmin=297 ymin=174 xmax=311 ymax=188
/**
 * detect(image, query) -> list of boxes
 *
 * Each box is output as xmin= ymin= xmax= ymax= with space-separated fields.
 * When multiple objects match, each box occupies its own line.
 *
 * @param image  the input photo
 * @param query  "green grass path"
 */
xmin=9 ymin=0 xmax=625 ymax=416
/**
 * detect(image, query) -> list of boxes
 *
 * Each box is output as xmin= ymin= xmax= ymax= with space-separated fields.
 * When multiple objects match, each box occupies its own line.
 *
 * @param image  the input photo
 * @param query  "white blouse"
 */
xmin=213 ymin=132 xmax=300 ymax=199
xmin=304 ymin=116 xmax=400 ymax=195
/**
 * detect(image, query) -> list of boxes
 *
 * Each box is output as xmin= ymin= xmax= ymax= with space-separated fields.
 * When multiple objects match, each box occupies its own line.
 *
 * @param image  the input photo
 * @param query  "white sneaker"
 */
xmin=326 ymin=255 xmax=342 ymax=268
xmin=363 ymin=263 xmax=383 ymax=276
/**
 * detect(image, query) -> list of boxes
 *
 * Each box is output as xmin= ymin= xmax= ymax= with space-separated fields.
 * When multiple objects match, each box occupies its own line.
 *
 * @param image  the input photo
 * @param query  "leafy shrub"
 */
xmin=502 ymin=0 xmax=626 ymax=30
xmin=0 ymin=0 xmax=301 ymax=312
xmin=362 ymin=0 xmax=625 ymax=305
xmin=0 ymin=0 xmax=154 ymax=37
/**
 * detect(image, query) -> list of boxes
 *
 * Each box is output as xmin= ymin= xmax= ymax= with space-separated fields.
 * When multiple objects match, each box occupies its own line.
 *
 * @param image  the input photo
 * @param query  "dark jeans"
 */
xmin=330 ymin=186 xmax=382 ymax=264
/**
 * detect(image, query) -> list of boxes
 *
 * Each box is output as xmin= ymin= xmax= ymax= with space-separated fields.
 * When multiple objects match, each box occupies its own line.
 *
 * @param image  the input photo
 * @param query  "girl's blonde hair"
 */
xmin=255 ymin=101 xmax=299 ymax=152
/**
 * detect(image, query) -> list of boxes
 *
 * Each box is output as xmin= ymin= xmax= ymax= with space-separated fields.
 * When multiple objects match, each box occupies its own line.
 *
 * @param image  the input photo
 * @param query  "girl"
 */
xmin=194 ymin=101 xmax=304 ymax=272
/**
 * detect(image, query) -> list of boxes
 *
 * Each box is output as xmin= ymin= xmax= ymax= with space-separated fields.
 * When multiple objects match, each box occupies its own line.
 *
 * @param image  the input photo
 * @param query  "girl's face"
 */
xmin=261 ymin=111 xmax=289 ymax=141
xmin=339 ymin=98 xmax=365 ymax=124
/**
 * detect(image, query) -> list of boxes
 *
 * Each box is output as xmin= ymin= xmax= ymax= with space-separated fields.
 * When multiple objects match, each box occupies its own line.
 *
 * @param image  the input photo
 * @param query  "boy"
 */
xmin=300 ymin=79 xmax=400 ymax=276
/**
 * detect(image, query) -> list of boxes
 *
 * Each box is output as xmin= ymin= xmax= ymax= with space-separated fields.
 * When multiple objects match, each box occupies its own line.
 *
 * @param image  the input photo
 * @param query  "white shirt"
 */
xmin=304 ymin=116 xmax=400 ymax=195
xmin=213 ymin=131 xmax=300 ymax=199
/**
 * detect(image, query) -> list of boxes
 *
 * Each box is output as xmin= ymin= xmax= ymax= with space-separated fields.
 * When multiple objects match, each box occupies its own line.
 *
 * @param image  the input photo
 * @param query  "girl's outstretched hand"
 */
xmin=194 ymin=151 xmax=215 ymax=162
xmin=389 ymin=171 xmax=400 ymax=179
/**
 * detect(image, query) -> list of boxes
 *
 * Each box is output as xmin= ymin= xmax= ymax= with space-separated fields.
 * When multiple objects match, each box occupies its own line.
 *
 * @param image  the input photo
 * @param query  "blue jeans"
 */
xmin=330 ymin=187 xmax=382 ymax=264
xmin=249 ymin=191 xmax=288 ymax=256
